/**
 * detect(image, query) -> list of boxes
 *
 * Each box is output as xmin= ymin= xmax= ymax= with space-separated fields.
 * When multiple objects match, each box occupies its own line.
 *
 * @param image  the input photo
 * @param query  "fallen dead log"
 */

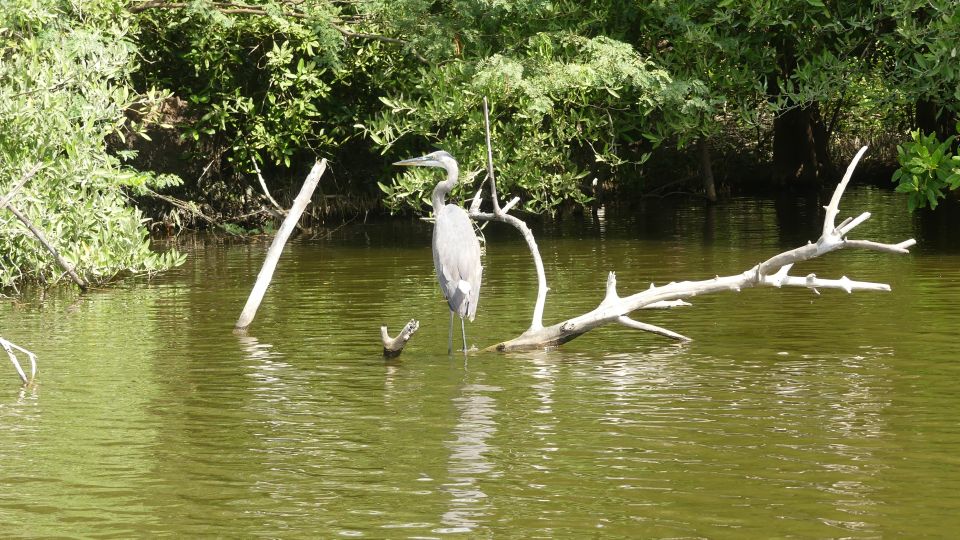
xmin=467 ymin=102 xmax=913 ymax=351
xmin=234 ymin=159 xmax=327 ymax=333
xmin=381 ymin=319 xmax=420 ymax=358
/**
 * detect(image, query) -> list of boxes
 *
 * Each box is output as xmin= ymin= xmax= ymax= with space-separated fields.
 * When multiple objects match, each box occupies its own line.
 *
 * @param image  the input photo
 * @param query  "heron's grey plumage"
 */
xmin=394 ymin=150 xmax=483 ymax=352
xmin=433 ymin=203 xmax=482 ymax=320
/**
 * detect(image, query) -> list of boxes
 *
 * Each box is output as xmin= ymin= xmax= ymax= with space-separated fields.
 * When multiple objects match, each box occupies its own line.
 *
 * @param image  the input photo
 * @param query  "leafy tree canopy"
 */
xmin=0 ymin=0 xmax=183 ymax=290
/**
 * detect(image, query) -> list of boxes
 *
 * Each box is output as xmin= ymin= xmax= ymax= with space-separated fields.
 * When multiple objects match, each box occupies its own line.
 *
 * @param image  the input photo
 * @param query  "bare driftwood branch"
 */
xmin=465 ymin=112 xmax=914 ymax=351
xmin=251 ymin=157 xmax=309 ymax=233
xmin=468 ymin=98 xmax=549 ymax=331
xmin=381 ymin=319 xmax=420 ymax=358
xmin=144 ymin=188 xmax=219 ymax=226
xmin=1 ymin=337 xmax=37 ymax=385
xmin=235 ymin=159 xmax=327 ymax=332
xmin=1 ymin=165 xmax=89 ymax=290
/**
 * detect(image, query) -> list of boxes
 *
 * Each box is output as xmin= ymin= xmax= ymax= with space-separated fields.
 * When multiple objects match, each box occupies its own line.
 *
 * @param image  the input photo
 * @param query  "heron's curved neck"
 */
xmin=431 ymin=160 xmax=459 ymax=210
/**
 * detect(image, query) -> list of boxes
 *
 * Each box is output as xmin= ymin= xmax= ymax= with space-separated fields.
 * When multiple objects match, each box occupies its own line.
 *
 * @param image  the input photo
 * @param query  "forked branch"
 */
xmin=381 ymin=319 xmax=420 ymax=358
xmin=466 ymin=118 xmax=915 ymax=351
xmin=468 ymin=98 xmax=549 ymax=331
xmin=2 ymin=337 xmax=37 ymax=385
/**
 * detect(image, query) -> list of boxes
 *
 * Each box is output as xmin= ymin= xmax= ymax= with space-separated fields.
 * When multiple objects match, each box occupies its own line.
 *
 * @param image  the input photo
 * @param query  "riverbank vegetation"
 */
xmin=1 ymin=0 xmax=959 ymax=289
xmin=0 ymin=1 xmax=185 ymax=290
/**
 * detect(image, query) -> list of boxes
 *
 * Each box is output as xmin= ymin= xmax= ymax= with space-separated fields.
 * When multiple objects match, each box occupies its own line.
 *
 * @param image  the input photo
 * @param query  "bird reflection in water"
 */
xmin=437 ymin=383 xmax=501 ymax=534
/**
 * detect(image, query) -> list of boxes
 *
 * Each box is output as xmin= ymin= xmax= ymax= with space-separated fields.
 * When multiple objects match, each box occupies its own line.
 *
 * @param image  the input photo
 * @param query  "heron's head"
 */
xmin=393 ymin=150 xmax=455 ymax=169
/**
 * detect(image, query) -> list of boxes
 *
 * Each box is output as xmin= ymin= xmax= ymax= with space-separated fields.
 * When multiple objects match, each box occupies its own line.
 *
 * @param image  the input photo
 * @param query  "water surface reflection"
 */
xmin=2 ymin=188 xmax=960 ymax=537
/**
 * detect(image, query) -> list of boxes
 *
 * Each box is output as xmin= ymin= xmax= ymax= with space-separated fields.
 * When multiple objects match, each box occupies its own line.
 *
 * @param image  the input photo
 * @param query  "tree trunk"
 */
xmin=772 ymin=103 xmax=835 ymax=189
xmin=698 ymin=137 xmax=717 ymax=202
xmin=769 ymin=37 xmax=834 ymax=189
xmin=916 ymin=98 xmax=958 ymax=141
xmin=808 ymin=102 xmax=836 ymax=179
xmin=772 ymin=105 xmax=816 ymax=188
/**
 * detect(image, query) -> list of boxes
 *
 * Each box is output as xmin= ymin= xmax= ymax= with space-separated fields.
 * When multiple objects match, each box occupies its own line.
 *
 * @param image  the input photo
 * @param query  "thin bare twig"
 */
xmin=251 ymin=157 xmax=283 ymax=212
xmin=482 ymin=98 xmax=502 ymax=214
xmin=0 ymin=164 xmax=88 ymax=290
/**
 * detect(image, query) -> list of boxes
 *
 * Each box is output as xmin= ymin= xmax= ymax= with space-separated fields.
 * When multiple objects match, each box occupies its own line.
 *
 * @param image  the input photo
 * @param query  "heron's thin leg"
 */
xmin=460 ymin=317 xmax=468 ymax=354
xmin=448 ymin=310 xmax=454 ymax=355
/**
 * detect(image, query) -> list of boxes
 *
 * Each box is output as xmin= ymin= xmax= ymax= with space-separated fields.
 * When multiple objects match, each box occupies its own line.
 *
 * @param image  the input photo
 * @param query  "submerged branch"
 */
xmin=479 ymin=144 xmax=915 ymax=351
xmin=381 ymin=319 xmax=420 ymax=358
xmin=1 ymin=337 xmax=37 ymax=385
xmin=235 ymin=159 xmax=327 ymax=332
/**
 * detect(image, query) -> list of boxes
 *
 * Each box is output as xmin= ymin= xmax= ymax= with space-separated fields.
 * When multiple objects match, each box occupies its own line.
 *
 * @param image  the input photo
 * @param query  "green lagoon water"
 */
xmin=2 ymin=187 xmax=959 ymax=537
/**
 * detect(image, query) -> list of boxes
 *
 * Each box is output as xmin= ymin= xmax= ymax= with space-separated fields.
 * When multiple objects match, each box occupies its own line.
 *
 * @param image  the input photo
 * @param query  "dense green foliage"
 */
xmin=127 ymin=0 xmax=960 ymax=216
xmin=3 ymin=0 xmax=960 ymax=290
xmin=883 ymin=1 xmax=960 ymax=210
xmin=367 ymin=34 xmax=708 ymax=213
xmin=0 ymin=0 xmax=183 ymax=290
xmin=882 ymin=0 xmax=960 ymax=114
xmin=893 ymin=128 xmax=960 ymax=210
xmin=134 ymin=1 xmax=349 ymax=171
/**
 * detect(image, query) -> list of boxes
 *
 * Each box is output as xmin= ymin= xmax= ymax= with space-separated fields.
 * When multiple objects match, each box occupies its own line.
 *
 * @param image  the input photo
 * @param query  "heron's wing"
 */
xmin=433 ymin=205 xmax=483 ymax=320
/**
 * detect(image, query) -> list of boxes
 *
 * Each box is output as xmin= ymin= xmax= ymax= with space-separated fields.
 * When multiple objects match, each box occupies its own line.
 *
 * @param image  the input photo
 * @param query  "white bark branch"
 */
xmin=500 ymin=196 xmax=521 ymax=214
xmin=234 ymin=159 xmax=326 ymax=332
xmin=469 ymin=186 xmax=484 ymax=214
xmin=2 ymin=337 xmax=37 ymax=385
xmin=644 ymin=299 xmax=693 ymax=309
xmin=842 ymin=239 xmax=916 ymax=254
xmin=381 ymin=319 xmax=420 ymax=358
xmin=823 ymin=146 xmax=866 ymax=238
xmin=468 ymin=97 xmax=549 ymax=331
xmin=477 ymin=144 xmax=915 ymax=351
xmin=472 ymin=210 xmax=549 ymax=330
xmin=616 ymin=316 xmax=691 ymax=342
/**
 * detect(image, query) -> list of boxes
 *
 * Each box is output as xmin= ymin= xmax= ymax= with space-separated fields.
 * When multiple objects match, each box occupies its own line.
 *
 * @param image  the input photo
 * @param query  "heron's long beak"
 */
xmin=393 ymin=155 xmax=430 ymax=167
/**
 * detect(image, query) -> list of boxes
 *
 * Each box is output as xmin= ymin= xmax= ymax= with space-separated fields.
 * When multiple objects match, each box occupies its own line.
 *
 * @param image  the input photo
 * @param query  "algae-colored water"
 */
xmin=2 ymin=188 xmax=959 ymax=537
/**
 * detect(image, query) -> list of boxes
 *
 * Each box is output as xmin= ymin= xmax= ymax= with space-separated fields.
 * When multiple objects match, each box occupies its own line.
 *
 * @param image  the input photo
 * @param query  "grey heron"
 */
xmin=394 ymin=150 xmax=483 ymax=354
